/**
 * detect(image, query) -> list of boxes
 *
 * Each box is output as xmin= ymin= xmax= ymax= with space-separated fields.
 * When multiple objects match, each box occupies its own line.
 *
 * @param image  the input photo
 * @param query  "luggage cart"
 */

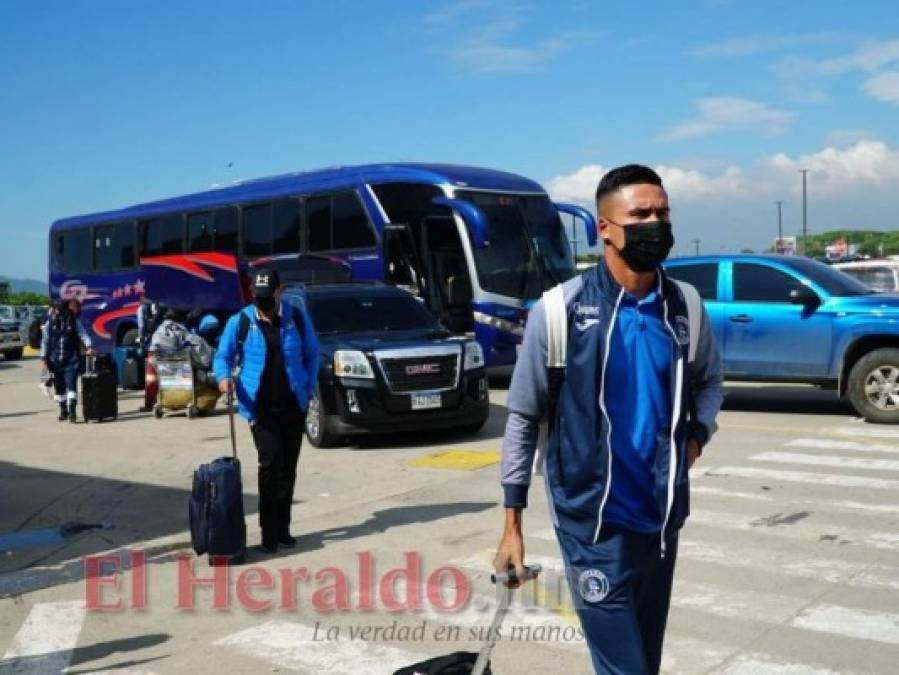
xmin=153 ymin=346 xmax=200 ymax=419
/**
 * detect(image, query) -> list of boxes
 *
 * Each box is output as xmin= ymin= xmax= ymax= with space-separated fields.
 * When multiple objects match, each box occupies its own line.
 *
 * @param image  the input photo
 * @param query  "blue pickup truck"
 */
xmin=665 ymin=254 xmax=899 ymax=424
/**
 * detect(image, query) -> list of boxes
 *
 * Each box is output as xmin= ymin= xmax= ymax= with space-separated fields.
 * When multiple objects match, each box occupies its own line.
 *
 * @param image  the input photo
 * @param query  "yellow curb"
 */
xmin=407 ymin=450 xmax=501 ymax=471
xmin=24 ymin=346 xmax=39 ymax=357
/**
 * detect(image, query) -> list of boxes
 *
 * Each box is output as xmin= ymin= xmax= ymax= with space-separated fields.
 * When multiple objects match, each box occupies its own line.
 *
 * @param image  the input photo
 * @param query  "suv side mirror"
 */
xmin=790 ymin=286 xmax=820 ymax=306
xmin=446 ymin=275 xmax=473 ymax=306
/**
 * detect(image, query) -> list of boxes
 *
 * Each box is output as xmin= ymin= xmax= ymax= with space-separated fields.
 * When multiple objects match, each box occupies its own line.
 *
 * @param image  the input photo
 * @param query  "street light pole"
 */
xmin=799 ymin=169 xmax=809 ymax=254
xmin=775 ymin=200 xmax=783 ymax=240
xmin=692 ymin=238 xmax=700 ymax=256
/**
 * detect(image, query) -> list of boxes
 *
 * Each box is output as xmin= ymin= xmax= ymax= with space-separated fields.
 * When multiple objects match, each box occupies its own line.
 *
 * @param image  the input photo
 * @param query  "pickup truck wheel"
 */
xmin=305 ymin=391 xmax=340 ymax=448
xmin=848 ymin=348 xmax=899 ymax=424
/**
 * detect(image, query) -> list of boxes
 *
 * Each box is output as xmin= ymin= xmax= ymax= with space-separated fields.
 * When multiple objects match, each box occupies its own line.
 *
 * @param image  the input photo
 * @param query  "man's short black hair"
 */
xmin=595 ymin=164 xmax=663 ymax=205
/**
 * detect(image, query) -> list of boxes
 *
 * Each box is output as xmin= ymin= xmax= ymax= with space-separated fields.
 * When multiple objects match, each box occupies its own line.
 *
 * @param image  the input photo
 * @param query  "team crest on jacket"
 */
xmin=573 ymin=302 xmax=601 ymax=331
xmin=674 ymin=315 xmax=691 ymax=346
xmin=578 ymin=569 xmax=610 ymax=603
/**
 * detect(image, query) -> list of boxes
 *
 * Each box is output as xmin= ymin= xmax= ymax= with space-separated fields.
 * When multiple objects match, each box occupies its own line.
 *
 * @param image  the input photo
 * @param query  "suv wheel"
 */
xmin=848 ymin=348 xmax=899 ymax=424
xmin=3 ymin=348 xmax=23 ymax=361
xmin=305 ymin=391 xmax=340 ymax=448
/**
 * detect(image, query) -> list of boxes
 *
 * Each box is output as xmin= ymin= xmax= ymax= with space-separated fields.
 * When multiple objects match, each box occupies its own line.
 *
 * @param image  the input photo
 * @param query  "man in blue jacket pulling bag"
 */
xmin=214 ymin=268 xmax=319 ymax=554
xmin=494 ymin=165 xmax=725 ymax=674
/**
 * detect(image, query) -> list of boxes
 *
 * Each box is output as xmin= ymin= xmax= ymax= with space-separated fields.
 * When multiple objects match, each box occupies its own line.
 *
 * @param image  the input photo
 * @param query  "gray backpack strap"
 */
xmin=534 ymin=285 xmax=568 ymax=476
xmin=544 ymin=284 xmax=568 ymax=369
xmin=674 ymin=280 xmax=701 ymax=364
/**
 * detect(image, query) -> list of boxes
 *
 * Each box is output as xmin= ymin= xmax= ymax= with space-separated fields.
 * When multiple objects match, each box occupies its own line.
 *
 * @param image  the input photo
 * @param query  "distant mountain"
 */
xmin=0 ymin=277 xmax=47 ymax=294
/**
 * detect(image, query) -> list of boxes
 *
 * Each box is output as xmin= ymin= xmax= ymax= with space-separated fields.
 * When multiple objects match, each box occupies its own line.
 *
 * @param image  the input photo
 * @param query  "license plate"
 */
xmin=411 ymin=393 xmax=442 ymax=410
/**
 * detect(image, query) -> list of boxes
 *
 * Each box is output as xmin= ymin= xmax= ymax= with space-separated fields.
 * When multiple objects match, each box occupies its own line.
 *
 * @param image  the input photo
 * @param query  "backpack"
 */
xmin=533 ymin=279 xmax=702 ymax=475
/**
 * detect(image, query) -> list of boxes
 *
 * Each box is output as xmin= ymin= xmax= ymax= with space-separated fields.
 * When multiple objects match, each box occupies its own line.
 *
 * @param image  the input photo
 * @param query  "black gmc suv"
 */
xmin=283 ymin=283 xmax=490 ymax=447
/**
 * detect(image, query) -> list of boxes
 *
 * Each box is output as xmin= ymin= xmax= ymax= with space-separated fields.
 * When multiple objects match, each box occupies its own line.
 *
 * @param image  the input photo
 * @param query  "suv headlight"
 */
xmin=334 ymin=350 xmax=375 ymax=379
xmin=463 ymin=341 xmax=484 ymax=371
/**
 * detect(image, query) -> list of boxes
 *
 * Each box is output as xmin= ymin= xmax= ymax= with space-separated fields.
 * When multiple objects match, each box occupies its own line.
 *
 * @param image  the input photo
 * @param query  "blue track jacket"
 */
xmin=501 ymin=262 xmax=725 ymax=550
xmin=213 ymin=300 xmax=319 ymax=422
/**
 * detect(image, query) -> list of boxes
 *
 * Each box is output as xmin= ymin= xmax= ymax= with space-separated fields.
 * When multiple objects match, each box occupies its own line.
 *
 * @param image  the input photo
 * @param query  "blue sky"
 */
xmin=2 ymin=0 xmax=899 ymax=278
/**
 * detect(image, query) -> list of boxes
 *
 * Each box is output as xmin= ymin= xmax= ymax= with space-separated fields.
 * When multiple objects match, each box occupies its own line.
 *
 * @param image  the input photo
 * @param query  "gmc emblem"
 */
xmin=406 ymin=363 xmax=440 ymax=375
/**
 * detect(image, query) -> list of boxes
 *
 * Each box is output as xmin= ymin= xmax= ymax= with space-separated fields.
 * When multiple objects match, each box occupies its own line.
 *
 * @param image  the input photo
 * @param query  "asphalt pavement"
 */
xmin=0 ymin=356 xmax=897 ymax=674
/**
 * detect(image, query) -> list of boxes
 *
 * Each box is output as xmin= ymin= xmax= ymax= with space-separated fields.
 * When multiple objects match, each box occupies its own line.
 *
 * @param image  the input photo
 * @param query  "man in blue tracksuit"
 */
xmin=495 ymin=165 xmax=724 ymax=674
xmin=41 ymin=299 xmax=93 ymax=423
xmin=214 ymin=268 xmax=319 ymax=553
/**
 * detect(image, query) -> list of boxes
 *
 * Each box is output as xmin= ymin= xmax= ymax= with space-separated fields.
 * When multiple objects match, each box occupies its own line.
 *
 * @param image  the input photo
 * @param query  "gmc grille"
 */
xmin=378 ymin=354 xmax=459 ymax=393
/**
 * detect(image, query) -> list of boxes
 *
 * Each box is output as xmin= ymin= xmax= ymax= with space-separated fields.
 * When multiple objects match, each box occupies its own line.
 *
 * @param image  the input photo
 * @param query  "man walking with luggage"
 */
xmin=41 ymin=299 xmax=93 ymax=423
xmin=494 ymin=165 xmax=725 ymax=674
xmin=214 ymin=268 xmax=319 ymax=553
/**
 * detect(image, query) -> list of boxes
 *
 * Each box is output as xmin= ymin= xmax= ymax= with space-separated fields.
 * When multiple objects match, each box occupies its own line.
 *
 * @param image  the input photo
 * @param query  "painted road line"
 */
xmin=661 ymin=636 xmax=735 ymax=675
xmin=708 ymin=465 xmax=899 ymax=490
xmin=677 ymin=540 xmax=899 ymax=592
xmin=0 ymin=601 xmax=85 ymax=674
xmin=214 ymin=620 xmax=426 ymax=674
xmin=786 ymin=437 xmax=899 ymax=455
xmin=687 ymin=508 xmax=899 ymax=552
xmin=750 ymin=451 xmax=899 ymax=472
xmin=718 ymin=653 xmax=862 ymax=675
xmin=829 ymin=425 xmax=899 ymax=440
xmin=790 ymin=604 xmax=899 ymax=645
xmin=407 ymin=450 xmax=501 ymax=471
xmin=692 ymin=484 xmax=899 ymax=515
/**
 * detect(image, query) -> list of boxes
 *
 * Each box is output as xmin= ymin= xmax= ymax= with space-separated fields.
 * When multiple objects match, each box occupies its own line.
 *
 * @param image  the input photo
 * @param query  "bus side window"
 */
xmin=95 ymin=222 xmax=136 ymax=270
xmin=54 ymin=227 xmax=92 ymax=272
xmin=188 ymin=212 xmax=213 ymax=253
xmin=214 ymin=207 xmax=239 ymax=255
xmin=272 ymin=198 xmax=301 ymax=254
xmin=333 ymin=192 xmax=376 ymax=250
xmin=306 ymin=196 xmax=331 ymax=252
xmin=242 ymin=202 xmax=273 ymax=258
xmin=140 ymin=214 xmax=184 ymax=257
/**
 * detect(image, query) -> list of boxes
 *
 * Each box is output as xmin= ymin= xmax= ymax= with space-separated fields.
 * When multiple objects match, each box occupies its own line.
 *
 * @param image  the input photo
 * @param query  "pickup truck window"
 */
xmin=665 ymin=263 xmax=718 ymax=300
xmin=733 ymin=263 xmax=801 ymax=303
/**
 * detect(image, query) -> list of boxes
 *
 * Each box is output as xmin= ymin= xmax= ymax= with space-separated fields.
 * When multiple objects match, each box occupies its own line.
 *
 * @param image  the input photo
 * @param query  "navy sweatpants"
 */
xmin=557 ymin=525 xmax=678 ymax=675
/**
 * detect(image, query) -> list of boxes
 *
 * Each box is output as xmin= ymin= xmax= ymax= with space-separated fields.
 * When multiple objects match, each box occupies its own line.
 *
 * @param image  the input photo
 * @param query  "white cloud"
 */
xmin=545 ymin=140 xmax=899 ymax=207
xmin=424 ymin=0 xmax=598 ymax=73
xmin=824 ymin=129 xmax=878 ymax=147
xmin=661 ymin=97 xmax=795 ymax=142
xmin=692 ymin=32 xmax=841 ymax=57
xmin=863 ymin=70 xmax=899 ymax=104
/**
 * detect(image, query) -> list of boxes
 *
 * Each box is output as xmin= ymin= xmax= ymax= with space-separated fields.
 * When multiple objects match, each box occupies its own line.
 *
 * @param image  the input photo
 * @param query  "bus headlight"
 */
xmin=463 ymin=342 xmax=484 ymax=371
xmin=334 ymin=350 xmax=375 ymax=379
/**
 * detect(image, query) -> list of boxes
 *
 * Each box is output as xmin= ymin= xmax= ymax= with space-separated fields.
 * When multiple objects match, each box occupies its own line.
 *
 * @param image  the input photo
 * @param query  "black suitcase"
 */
xmin=189 ymin=394 xmax=246 ymax=565
xmin=393 ymin=566 xmax=541 ymax=675
xmin=122 ymin=354 xmax=145 ymax=390
xmin=82 ymin=356 xmax=118 ymax=422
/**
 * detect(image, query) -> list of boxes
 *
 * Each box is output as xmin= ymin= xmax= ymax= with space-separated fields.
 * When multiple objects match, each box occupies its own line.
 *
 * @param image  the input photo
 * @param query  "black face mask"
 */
xmin=608 ymin=220 xmax=675 ymax=272
xmin=255 ymin=296 xmax=277 ymax=312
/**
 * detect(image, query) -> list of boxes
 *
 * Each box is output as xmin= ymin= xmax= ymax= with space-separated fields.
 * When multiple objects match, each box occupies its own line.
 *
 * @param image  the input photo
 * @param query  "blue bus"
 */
xmin=48 ymin=163 xmax=596 ymax=369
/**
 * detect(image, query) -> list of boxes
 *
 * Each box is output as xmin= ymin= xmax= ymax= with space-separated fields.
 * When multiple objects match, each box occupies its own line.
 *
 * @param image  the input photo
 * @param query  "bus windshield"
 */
xmin=456 ymin=191 xmax=574 ymax=300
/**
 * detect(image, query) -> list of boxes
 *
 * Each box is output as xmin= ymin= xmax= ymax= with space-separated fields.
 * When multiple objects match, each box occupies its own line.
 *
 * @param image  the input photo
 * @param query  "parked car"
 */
xmin=664 ymin=254 xmax=899 ymax=423
xmin=283 ymin=282 xmax=490 ymax=447
xmin=0 ymin=319 xmax=24 ymax=360
xmin=833 ymin=259 xmax=899 ymax=293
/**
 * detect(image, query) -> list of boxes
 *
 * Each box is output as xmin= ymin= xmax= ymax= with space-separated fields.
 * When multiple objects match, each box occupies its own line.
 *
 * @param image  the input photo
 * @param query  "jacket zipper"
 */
xmin=593 ymin=288 xmax=625 ymax=544
xmin=660 ymin=283 xmax=685 ymax=558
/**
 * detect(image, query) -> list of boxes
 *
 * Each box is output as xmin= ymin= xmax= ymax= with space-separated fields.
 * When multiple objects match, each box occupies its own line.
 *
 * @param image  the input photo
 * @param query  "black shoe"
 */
xmin=58 ymin=409 xmax=68 ymax=421
xmin=259 ymin=540 xmax=279 ymax=554
xmin=68 ymin=410 xmax=77 ymax=423
xmin=278 ymin=533 xmax=296 ymax=548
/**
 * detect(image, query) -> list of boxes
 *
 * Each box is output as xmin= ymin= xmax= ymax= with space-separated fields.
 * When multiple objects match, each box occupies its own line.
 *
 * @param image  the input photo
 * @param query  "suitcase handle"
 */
xmin=227 ymin=390 xmax=238 ymax=461
xmin=490 ymin=564 xmax=541 ymax=585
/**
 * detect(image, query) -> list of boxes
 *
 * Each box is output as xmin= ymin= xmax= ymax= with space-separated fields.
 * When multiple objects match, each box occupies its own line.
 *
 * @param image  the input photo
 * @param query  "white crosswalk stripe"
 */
xmin=214 ymin=620 xmax=427 ymax=674
xmin=717 ymin=654 xmax=864 ymax=675
xmin=708 ymin=465 xmax=899 ymax=490
xmin=786 ymin=437 xmax=899 ymax=455
xmin=751 ymin=451 xmax=899 ymax=472
xmin=789 ymin=605 xmax=899 ymax=645
xmin=692 ymin=484 xmax=899 ymax=514
xmin=0 ymin=601 xmax=85 ymax=675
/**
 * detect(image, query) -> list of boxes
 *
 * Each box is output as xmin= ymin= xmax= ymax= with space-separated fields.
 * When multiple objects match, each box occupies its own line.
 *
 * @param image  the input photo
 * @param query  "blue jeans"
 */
xmin=50 ymin=360 xmax=80 ymax=404
xmin=557 ymin=524 xmax=678 ymax=675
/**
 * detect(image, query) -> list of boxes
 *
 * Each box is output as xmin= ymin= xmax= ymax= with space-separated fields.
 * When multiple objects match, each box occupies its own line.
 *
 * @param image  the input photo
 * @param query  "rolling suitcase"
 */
xmin=393 ymin=565 xmax=542 ymax=675
xmin=122 ymin=352 xmax=145 ymax=390
xmin=189 ymin=393 xmax=246 ymax=565
xmin=82 ymin=355 xmax=118 ymax=422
